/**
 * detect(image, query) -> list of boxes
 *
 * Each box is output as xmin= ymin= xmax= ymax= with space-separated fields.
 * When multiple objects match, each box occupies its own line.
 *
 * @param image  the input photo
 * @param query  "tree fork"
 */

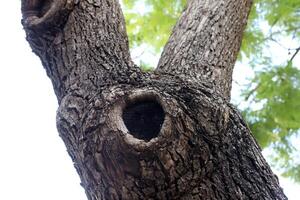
xmin=21 ymin=0 xmax=287 ymax=199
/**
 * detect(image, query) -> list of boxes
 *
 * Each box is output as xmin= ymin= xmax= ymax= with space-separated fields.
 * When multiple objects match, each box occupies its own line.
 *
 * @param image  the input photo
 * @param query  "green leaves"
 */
xmin=244 ymin=64 xmax=300 ymax=145
xmin=242 ymin=63 xmax=300 ymax=182
xmin=240 ymin=0 xmax=300 ymax=182
xmin=123 ymin=0 xmax=186 ymax=53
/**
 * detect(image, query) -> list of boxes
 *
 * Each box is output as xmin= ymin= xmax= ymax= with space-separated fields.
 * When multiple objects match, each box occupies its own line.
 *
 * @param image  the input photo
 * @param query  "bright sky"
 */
xmin=0 ymin=1 xmax=299 ymax=200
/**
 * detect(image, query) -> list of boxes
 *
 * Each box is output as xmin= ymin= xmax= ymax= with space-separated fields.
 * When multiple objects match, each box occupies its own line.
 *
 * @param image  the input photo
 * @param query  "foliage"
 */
xmin=121 ymin=0 xmax=300 ymax=182
xmin=240 ymin=0 xmax=300 ymax=182
xmin=123 ymin=0 xmax=186 ymax=52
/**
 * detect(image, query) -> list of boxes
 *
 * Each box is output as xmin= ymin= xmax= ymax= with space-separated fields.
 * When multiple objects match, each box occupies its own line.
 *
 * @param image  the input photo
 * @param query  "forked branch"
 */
xmin=21 ymin=1 xmax=288 ymax=199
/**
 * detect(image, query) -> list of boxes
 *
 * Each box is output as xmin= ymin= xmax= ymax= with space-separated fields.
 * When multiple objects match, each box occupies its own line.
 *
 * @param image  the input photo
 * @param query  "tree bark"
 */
xmin=157 ymin=0 xmax=252 ymax=101
xmin=21 ymin=0 xmax=287 ymax=199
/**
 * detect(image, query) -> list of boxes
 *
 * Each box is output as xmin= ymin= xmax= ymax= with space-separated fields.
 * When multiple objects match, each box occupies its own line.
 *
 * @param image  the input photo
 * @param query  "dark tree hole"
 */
xmin=122 ymin=100 xmax=165 ymax=141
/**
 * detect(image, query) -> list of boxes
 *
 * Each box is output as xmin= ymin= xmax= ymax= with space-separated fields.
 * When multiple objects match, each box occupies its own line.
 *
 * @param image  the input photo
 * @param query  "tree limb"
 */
xmin=156 ymin=0 xmax=253 ymax=101
xmin=21 ymin=0 xmax=137 ymax=102
xmin=289 ymin=46 xmax=300 ymax=63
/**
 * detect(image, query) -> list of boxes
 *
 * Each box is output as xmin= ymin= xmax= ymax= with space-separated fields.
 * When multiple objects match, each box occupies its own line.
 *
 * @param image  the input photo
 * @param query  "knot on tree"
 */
xmin=21 ymin=0 xmax=52 ymax=18
xmin=122 ymin=98 xmax=165 ymax=141
xmin=21 ymin=0 xmax=74 ymax=29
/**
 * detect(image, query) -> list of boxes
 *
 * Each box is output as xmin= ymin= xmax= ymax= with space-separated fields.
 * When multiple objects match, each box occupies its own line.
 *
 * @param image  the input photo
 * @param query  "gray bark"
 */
xmin=21 ymin=0 xmax=287 ymax=199
xmin=157 ymin=0 xmax=252 ymax=101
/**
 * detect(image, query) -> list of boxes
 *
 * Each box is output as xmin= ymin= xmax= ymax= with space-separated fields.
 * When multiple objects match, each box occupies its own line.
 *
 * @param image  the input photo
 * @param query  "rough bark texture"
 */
xmin=157 ymin=0 xmax=252 ymax=101
xmin=21 ymin=0 xmax=287 ymax=199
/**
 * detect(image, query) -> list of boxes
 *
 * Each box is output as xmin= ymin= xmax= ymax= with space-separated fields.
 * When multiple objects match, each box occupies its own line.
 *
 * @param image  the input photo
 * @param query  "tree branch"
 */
xmin=21 ymin=0 xmax=137 ymax=102
xmin=289 ymin=46 xmax=300 ymax=63
xmin=156 ymin=0 xmax=253 ymax=101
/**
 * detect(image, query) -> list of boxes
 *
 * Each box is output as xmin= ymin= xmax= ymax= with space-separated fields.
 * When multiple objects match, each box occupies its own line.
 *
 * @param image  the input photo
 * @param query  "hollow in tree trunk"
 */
xmin=21 ymin=0 xmax=287 ymax=199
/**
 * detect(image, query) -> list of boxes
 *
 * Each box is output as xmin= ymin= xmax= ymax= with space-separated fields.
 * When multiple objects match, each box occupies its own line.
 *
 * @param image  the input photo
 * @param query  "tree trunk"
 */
xmin=21 ymin=0 xmax=287 ymax=199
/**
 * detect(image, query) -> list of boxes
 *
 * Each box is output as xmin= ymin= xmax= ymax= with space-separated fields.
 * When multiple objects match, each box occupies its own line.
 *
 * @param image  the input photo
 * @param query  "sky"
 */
xmin=0 ymin=1 xmax=299 ymax=200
